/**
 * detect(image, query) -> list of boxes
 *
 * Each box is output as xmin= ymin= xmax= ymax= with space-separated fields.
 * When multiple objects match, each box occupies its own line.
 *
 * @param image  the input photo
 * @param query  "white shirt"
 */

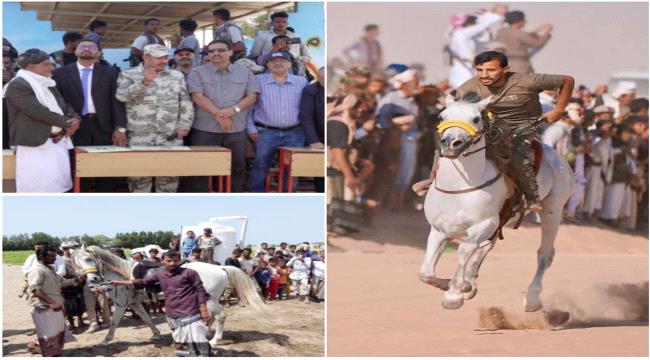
xmin=130 ymin=35 xmax=149 ymax=51
xmin=542 ymin=121 xmax=574 ymax=157
xmin=311 ymin=260 xmax=325 ymax=278
xmin=249 ymin=30 xmax=311 ymax=62
xmin=216 ymin=23 xmax=244 ymax=44
xmin=76 ymin=62 xmax=96 ymax=114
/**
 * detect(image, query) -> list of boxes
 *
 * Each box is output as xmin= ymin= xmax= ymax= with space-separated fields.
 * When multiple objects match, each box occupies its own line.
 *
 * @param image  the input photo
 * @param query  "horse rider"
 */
xmin=455 ymin=50 xmax=574 ymax=212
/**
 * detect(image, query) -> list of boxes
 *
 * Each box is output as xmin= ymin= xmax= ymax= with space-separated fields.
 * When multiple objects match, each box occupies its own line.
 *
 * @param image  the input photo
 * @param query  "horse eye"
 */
xmin=472 ymin=117 xmax=480 ymax=124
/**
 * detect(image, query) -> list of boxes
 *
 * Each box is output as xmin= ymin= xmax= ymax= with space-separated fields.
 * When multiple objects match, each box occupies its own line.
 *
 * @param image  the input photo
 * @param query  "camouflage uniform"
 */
xmin=116 ymin=65 xmax=194 ymax=192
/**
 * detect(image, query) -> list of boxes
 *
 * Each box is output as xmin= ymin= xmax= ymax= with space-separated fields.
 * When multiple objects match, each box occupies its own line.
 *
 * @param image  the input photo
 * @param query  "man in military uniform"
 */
xmin=212 ymin=8 xmax=246 ymax=62
xmin=456 ymin=51 xmax=574 ymax=211
xmin=116 ymin=44 xmax=193 ymax=192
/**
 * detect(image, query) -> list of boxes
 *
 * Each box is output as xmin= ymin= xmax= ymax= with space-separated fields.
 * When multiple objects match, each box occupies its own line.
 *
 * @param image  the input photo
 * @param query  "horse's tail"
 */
xmin=222 ymin=266 xmax=267 ymax=316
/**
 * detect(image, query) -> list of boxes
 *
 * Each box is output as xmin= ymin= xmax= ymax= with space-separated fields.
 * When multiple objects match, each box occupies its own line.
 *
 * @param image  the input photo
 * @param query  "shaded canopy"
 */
xmin=20 ymin=2 xmax=293 ymax=48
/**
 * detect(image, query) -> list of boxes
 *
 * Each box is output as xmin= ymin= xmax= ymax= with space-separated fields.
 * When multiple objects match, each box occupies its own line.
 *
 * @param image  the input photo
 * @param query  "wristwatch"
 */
xmin=233 ymin=105 xmax=241 ymax=114
xmin=116 ymin=127 xmax=127 ymax=133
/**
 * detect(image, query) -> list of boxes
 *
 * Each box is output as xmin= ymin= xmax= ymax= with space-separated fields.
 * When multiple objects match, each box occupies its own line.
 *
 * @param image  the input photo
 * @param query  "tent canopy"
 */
xmin=20 ymin=2 xmax=293 ymax=48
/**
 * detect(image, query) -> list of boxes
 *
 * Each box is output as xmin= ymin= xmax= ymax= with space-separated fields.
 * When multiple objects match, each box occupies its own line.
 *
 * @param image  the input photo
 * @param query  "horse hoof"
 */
xmin=99 ymin=341 xmax=109 ymax=347
xmin=151 ymin=334 xmax=161 ymax=341
xmin=442 ymin=297 xmax=464 ymax=310
xmin=524 ymin=301 xmax=543 ymax=312
xmin=418 ymin=274 xmax=450 ymax=290
xmin=463 ymin=286 xmax=478 ymax=300
xmin=209 ymin=341 xmax=219 ymax=348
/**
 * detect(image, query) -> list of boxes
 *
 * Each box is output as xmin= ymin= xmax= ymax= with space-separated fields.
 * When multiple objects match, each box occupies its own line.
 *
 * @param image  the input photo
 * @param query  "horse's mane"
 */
xmin=86 ymin=246 xmax=134 ymax=279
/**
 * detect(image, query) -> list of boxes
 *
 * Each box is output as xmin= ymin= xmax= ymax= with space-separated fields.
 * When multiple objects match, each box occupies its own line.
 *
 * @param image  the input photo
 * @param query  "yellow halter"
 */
xmin=436 ymin=120 xmax=479 ymax=137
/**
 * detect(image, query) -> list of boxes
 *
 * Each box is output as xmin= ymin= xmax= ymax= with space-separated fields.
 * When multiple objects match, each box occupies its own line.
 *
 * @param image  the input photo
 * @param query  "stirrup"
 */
xmin=527 ymin=201 xmax=543 ymax=213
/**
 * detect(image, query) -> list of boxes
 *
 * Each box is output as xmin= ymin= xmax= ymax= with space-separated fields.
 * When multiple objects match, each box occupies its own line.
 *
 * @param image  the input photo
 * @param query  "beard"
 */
xmin=78 ymin=54 xmax=96 ymax=60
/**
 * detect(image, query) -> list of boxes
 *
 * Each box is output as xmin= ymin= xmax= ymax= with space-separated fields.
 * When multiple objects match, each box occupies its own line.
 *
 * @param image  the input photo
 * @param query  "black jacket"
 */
xmin=52 ymin=63 xmax=126 ymax=133
xmin=298 ymin=82 xmax=324 ymax=145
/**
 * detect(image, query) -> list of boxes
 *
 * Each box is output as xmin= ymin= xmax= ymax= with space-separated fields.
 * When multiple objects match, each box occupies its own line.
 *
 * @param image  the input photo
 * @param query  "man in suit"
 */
xmin=53 ymin=39 xmax=127 ymax=192
xmin=4 ymin=49 xmax=80 ymax=192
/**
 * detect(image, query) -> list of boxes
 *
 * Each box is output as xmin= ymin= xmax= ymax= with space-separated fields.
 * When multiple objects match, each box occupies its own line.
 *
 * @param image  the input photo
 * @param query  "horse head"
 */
xmin=437 ymin=94 xmax=492 ymax=159
xmin=71 ymin=246 xmax=104 ymax=285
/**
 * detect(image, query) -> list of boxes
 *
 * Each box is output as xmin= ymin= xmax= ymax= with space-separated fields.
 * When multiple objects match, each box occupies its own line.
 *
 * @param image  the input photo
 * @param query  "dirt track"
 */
xmin=328 ymin=209 xmax=648 ymax=356
xmin=2 ymin=264 xmax=324 ymax=357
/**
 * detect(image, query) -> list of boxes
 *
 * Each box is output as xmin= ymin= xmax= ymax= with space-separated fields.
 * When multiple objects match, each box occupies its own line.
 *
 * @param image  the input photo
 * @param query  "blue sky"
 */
xmin=3 ymin=2 xmax=324 ymax=69
xmin=3 ymin=196 xmax=324 ymax=244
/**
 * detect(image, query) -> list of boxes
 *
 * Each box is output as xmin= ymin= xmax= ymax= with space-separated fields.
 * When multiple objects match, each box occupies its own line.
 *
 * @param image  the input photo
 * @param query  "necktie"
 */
xmin=81 ymin=67 xmax=91 ymax=116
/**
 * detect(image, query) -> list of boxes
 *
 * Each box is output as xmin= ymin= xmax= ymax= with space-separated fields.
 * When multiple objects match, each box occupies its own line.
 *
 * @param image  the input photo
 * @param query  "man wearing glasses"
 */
xmin=52 ymin=39 xmax=127 ymax=192
xmin=187 ymin=39 xmax=259 ymax=192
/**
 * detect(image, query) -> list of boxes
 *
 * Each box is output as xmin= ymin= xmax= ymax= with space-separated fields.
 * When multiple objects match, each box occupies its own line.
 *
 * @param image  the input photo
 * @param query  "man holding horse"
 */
xmin=111 ymin=250 xmax=212 ymax=357
xmin=456 ymin=50 xmax=574 ymax=211
xmin=26 ymin=246 xmax=86 ymax=356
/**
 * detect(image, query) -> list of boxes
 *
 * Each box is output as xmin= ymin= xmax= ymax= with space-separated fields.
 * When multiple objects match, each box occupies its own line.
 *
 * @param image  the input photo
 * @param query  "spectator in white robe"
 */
xmin=446 ymin=5 xmax=506 ymax=89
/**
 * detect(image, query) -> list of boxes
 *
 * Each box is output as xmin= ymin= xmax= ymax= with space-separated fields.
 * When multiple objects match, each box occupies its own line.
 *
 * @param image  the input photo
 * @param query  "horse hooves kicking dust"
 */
xmin=477 ymin=306 xmax=570 ymax=330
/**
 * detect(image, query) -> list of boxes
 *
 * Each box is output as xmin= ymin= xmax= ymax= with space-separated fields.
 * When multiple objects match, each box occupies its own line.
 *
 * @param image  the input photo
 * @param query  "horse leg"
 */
xmin=418 ymin=227 xmax=450 ymax=290
xmin=131 ymin=302 xmax=161 ymax=340
xmin=443 ymin=218 xmax=498 ymax=310
xmin=525 ymin=202 xmax=562 ymax=312
xmin=463 ymin=239 xmax=496 ymax=300
xmin=101 ymin=303 xmax=127 ymax=346
xmin=207 ymin=300 xmax=225 ymax=348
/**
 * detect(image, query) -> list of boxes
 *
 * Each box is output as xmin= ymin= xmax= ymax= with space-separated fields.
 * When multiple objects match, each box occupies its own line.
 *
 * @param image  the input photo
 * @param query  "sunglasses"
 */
xmin=207 ymin=48 xmax=229 ymax=53
xmin=78 ymin=44 xmax=98 ymax=50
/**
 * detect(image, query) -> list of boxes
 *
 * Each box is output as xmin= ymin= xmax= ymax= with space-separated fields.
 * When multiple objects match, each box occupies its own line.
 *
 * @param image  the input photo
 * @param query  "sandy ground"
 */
xmin=2 ymin=264 xmax=324 ymax=357
xmin=328 ymin=209 xmax=648 ymax=356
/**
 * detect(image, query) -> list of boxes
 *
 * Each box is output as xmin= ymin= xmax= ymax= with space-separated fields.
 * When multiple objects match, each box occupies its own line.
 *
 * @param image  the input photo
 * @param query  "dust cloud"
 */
xmin=477 ymin=282 xmax=648 ymax=330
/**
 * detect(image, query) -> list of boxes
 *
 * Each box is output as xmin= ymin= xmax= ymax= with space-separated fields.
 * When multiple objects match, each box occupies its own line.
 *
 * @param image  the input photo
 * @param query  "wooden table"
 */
xmin=276 ymin=147 xmax=324 ymax=192
xmin=74 ymin=146 xmax=231 ymax=192
xmin=3 ymin=149 xmax=15 ymax=181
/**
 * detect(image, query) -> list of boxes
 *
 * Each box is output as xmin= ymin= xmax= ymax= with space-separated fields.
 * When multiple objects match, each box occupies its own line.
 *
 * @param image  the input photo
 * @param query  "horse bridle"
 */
xmin=436 ymin=115 xmax=490 ymax=159
xmin=77 ymin=248 xmax=129 ymax=308
xmin=434 ymin=113 xmax=502 ymax=194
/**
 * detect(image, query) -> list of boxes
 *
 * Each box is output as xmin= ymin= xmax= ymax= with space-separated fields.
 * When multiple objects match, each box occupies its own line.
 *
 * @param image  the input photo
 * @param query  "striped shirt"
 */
xmin=246 ymin=73 xmax=308 ymax=133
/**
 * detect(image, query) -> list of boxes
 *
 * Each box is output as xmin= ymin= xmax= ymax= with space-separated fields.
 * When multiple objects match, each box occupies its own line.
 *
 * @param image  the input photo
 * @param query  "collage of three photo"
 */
xmin=2 ymin=0 xmax=648 ymax=357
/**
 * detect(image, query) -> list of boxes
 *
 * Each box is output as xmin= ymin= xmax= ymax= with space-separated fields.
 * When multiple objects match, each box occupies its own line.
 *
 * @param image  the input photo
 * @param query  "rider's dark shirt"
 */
xmin=132 ymin=267 xmax=210 ymax=318
xmin=457 ymin=72 xmax=564 ymax=135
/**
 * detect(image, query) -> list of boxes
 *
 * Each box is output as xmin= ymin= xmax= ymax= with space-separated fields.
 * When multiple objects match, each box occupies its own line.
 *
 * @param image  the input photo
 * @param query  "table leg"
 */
xmin=208 ymin=176 xmax=214 ymax=193
xmin=277 ymin=149 xmax=287 ymax=193
xmin=226 ymin=176 xmax=231 ymax=192
xmin=73 ymin=177 xmax=81 ymax=193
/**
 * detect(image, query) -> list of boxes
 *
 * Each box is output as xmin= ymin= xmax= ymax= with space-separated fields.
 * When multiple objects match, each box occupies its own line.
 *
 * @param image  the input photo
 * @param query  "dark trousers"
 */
xmin=187 ymin=129 xmax=247 ymax=192
xmin=511 ymin=135 xmax=539 ymax=203
xmin=73 ymin=115 xmax=117 ymax=192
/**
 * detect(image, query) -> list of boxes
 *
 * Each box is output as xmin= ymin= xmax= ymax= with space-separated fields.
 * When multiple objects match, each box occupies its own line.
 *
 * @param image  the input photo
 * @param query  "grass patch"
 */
xmin=3 ymin=249 xmax=134 ymax=266
xmin=3 ymin=250 xmax=33 ymax=265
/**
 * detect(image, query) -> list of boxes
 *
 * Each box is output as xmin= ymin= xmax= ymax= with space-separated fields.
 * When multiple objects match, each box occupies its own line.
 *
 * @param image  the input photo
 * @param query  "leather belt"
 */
xmin=82 ymin=113 xmax=97 ymax=120
xmin=254 ymin=121 xmax=300 ymax=131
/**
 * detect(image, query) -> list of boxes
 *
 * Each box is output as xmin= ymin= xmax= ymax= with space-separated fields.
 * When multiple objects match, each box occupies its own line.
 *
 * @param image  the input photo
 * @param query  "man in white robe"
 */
xmin=4 ymin=48 xmax=80 ymax=192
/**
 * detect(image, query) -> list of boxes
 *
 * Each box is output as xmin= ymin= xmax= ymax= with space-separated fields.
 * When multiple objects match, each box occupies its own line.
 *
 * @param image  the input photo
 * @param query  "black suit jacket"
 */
xmin=53 ymin=63 xmax=126 ymax=133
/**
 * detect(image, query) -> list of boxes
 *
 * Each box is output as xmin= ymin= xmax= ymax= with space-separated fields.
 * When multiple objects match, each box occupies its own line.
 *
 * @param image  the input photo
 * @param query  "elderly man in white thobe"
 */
xmin=542 ymin=103 xmax=587 ymax=219
xmin=4 ymin=49 xmax=80 ymax=192
xmin=581 ymin=118 xmax=615 ymax=220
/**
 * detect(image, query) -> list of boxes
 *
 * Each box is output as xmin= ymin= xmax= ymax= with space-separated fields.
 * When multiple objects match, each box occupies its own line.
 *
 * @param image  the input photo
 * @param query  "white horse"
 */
xmin=418 ymin=97 xmax=574 ymax=311
xmin=73 ymin=246 xmax=266 ymax=348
